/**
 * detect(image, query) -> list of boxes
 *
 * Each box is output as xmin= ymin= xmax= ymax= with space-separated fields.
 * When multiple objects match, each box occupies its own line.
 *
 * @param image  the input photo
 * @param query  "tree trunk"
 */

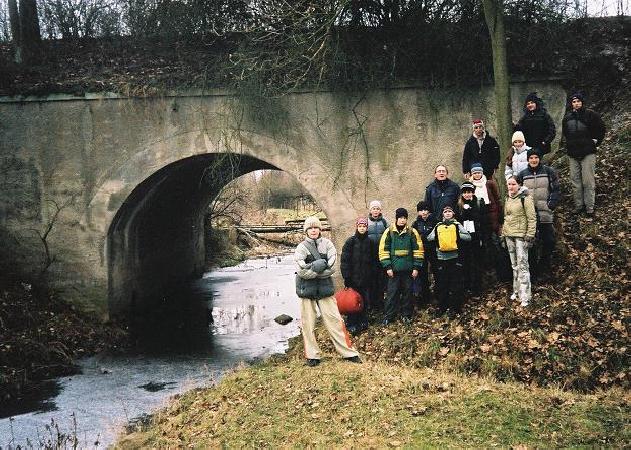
xmin=482 ymin=0 xmax=511 ymax=200
xmin=8 ymin=0 xmax=20 ymax=42
xmin=17 ymin=0 xmax=41 ymax=64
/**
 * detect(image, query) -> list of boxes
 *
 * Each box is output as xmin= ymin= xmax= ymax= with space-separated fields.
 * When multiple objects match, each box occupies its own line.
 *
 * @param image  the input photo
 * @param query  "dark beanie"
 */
xmin=416 ymin=201 xmax=430 ymax=212
xmin=570 ymin=91 xmax=584 ymax=102
xmin=527 ymin=148 xmax=541 ymax=159
xmin=525 ymin=92 xmax=540 ymax=104
xmin=395 ymin=208 xmax=408 ymax=219
xmin=461 ymin=181 xmax=475 ymax=192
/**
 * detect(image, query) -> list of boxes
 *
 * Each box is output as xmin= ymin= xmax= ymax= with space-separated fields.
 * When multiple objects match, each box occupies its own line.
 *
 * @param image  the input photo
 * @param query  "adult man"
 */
xmin=424 ymin=165 xmax=460 ymax=217
xmin=462 ymin=119 xmax=501 ymax=179
xmin=378 ymin=208 xmax=424 ymax=325
xmin=517 ymin=149 xmax=560 ymax=281
xmin=295 ymin=216 xmax=361 ymax=366
xmin=514 ymin=92 xmax=556 ymax=156
xmin=561 ymin=92 xmax=606 ymax=216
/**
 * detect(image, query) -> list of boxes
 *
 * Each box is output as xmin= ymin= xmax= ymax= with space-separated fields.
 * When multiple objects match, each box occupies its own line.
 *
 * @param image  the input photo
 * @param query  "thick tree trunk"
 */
xmin=17 ymin=0 xmax=41 ymax=64
xmin=482 ymin=0 xmax=511 ymax=199
xmin=8 ymin=0 xmax=20 ymax=42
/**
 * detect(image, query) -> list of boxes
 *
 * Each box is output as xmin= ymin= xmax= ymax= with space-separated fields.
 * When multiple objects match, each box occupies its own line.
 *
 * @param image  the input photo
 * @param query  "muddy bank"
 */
xmin=0 ymin=278 xmax=129 ymax=408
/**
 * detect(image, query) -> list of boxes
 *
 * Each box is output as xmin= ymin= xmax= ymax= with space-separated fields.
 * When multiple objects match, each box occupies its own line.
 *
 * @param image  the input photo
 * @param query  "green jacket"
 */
xmin=378 ymin=225 xmax=424 ymax=272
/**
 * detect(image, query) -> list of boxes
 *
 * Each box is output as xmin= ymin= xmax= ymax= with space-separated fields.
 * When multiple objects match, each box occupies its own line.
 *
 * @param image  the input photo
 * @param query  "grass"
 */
xmin=117 ymin=356 xmax=630 ymax=447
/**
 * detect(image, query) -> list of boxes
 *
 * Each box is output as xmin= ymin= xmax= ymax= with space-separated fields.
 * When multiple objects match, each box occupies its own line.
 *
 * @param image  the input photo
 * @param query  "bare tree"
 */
xmin=29 ymin=196 xmax=75 ymax=274
xmin=482 ymin=0 xmax=511 ymax=197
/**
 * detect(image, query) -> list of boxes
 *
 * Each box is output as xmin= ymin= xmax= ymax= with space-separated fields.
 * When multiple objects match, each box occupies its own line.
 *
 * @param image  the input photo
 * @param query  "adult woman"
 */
xmin=500 ymin=176 xmax=537 ymax=307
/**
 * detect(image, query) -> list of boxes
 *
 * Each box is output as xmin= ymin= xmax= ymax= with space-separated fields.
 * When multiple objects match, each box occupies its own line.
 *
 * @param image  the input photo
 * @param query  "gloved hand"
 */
xmin=525 ymin=236 xmax=535 ymax=248
xmin=311 ymin=259 xmax=328 ymax=273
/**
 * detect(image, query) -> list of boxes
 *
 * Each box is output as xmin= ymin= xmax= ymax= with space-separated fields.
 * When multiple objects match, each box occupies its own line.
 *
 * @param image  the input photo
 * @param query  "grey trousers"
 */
xmin=569 ymin=153 xmax=596 ymax=212
xmin=506 ymin=237 xmax=531 ymax=304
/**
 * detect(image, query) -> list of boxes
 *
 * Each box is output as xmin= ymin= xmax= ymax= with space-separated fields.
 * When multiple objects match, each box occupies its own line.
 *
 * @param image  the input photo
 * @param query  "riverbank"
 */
xmin=118 ymin=355 xmax=629 ymax=447
xmin=0 ymin=276 xmax=129 ymax=411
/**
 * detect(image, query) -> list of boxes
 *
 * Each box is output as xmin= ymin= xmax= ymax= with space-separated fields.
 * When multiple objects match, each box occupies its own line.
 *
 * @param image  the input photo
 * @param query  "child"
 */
xmin=427 ymin=206 xmax=471 ymax=316
xmin=340 ymin=217 xmax=374 ymax=334
xmin=411 ymin=201 xmax=436 ymax=305
xmin=456 ymin=182 xmax=483 ymax=295
xmin=378 ymin=208 xmax=424 ymax=325
xmin=469 ymin=162 xmax=501 ymax=238
xmin=295 ymin=216 xmax=361 ymax=366
xmin=366 ymin=200 xmax=389 ymax=310
xmin=500 ymin=176 xmax=537 ymax=306
xmin=504 ymin=131 xmax=531 ymax=180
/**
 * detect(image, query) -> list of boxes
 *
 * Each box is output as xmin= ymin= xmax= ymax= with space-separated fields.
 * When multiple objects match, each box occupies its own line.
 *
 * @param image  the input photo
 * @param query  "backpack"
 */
xmin=435 ymin=223 xmax=459 ymax=252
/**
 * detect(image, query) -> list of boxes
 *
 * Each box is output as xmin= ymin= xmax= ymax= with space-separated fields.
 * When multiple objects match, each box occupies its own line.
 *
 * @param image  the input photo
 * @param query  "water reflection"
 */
xmin=0 ymin=254 xmax=301 ymax=448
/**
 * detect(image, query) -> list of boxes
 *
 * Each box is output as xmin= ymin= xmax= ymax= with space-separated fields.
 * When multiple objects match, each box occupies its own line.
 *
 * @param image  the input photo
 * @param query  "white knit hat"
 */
xmin=512 ymin=131 xmax=525 ymax=143
xmin=303 ymin=216 xmax=322 ymax=232
xmin=369 ymin=200 xmax=382 ymax=210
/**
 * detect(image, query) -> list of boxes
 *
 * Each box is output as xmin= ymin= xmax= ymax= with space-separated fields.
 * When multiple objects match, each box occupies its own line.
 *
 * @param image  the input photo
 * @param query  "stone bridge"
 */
xmin=0 ymin=82 xmax=566 ymax=320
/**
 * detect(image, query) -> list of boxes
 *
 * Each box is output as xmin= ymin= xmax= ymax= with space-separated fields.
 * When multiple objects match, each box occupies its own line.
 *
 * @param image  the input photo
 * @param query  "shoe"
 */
xmin=345 ymin=356 xmax=362 ymax=364
xmin=346 ymin=325 xmax=357 ymax=335
xmin=306 ymin=359 xmax=320 ymax=367
xmin=381 ymin=319 xmax=392 ymax=326
xmin=401 ymin=316 xmax=413 ymax=325
xmin=520 ymin=300 xmax=529 ymax=307
xmin=585 ymin=209 xmax=594 ymax=217
xmin=510 ymin=293 xmax=518 ymax=301
xmin=572 ymin=206 xmax=585 ymax=214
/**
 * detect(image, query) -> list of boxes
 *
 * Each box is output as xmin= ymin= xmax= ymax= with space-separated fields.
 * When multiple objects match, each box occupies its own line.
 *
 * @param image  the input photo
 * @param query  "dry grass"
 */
xmin=117 ymin=356 xmax=630 ymax=448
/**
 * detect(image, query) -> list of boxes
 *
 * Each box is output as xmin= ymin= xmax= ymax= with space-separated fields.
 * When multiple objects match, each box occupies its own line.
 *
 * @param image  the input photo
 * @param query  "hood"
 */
xmin=510 ymin=185 xmax=529 ymax=199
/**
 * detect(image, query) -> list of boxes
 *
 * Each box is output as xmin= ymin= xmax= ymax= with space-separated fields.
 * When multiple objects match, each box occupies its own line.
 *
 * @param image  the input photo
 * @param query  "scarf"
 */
xmin=471 ymin=175 xmax=490 ymax=205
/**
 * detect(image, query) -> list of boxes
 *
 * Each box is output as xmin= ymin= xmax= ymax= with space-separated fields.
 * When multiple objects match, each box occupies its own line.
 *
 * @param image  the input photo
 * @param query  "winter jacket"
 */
xmin=562 ymin=107 xmax=606 ymax=159
xmin=517 ymin=164 xmax=560 ymax=224
xmin=470 ymin=177 xmax=501 ymax=235
xmin=514 ymin=106 xmax=556 ymax=155
xmin=378 ymin=225 xmax=424 ymax=272
xmin=462 ymin=133 xmax=501 ymax=177
xmin=424 ymin=179 xmax=460 ymax=216
xmin=427 ymin=219 xmax=472 ymax=260
xmin=295 ymin=237 xmax=336 ymax=299
xmin=501 ymin=187 xmax=537 ymax=239
xmin=504 ymin=144 xmax=531 ymax=180
xmin=367 ymin=214 xmax=389 ymax=245
xmin=456 ymin=196 xmax=482 ymax=242
xmin=341 ymin=232 xmax=376 ymax=290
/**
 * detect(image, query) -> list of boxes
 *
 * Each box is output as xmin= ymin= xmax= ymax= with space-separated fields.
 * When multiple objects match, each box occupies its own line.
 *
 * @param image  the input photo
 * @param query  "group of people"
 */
xmin=293 ymin=91 xmax=606 ymax=367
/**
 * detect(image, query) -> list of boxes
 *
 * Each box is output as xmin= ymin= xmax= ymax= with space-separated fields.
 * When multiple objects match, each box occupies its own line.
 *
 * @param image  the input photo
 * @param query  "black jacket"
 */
xmin=424 ymin=179 xmax=460 ymax=216
xmin=562 ymin=108 xmax=606 ymax=159
xmin=340 ymin=232 xmax=376 ymax=289
xmin=462 ymin=134 xmax=501 ymax=177
xmin=456 ymin=196 xmax=482 ymax=241
xmin=515 ymin=106 xmax=556 ymax=155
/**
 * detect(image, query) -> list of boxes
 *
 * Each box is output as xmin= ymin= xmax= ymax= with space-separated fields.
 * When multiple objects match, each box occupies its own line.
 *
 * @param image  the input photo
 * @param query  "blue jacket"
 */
xmin=424 ymin=179 xmax=460 ymax=216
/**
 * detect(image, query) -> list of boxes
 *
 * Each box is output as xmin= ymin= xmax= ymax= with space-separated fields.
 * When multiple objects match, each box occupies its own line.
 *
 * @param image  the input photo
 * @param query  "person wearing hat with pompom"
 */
xmin=456 ymin=181 xmax=484 ymax=295
xmin=561 ymin=92 xmax=606 ymax=216
xmin=378 ymin=208 xmax=424 ymax=325
xmin=427 ymin=206 xmax=471 ymax=316
xmin=514 ymin=92 xmax=556 ymax=156
xmin=295 ymin=216 xmax=361 ymax=366
xmin=340 ymin=217 xmax=374 ymax=335
xmin=504 ymin=131 xmax=532 ymax=180
xmin=462 ymin=119 xmax=501 ymax=179
xmin=517 ymin=148 xmax=560 ymax=282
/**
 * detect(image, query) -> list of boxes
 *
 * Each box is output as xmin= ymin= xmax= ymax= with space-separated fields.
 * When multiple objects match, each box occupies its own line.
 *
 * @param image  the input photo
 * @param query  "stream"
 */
xmin=0 ymin=254 xmax=300 ymax=448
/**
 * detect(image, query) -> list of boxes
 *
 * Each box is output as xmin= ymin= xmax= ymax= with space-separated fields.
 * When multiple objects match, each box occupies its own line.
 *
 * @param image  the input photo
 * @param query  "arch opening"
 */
xmin=106 ymin=153 xmax=281 ymax=324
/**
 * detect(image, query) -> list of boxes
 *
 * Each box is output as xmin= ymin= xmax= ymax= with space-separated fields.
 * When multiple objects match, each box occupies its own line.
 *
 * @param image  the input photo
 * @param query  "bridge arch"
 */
xmin=96 ymin=131 xmax=347 ymax=320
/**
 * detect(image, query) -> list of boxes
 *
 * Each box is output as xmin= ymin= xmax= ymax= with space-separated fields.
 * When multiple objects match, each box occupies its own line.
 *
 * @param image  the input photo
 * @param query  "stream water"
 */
xmin=0 ymin=254 xmax=300 ymax=448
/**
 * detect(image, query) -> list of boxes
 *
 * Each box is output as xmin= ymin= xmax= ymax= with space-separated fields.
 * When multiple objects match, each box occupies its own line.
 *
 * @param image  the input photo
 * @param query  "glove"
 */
xmin=311 ymin=259 xmax=328 ymax=273
xmin=524 ymin=236 xmax=535 ymax=248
